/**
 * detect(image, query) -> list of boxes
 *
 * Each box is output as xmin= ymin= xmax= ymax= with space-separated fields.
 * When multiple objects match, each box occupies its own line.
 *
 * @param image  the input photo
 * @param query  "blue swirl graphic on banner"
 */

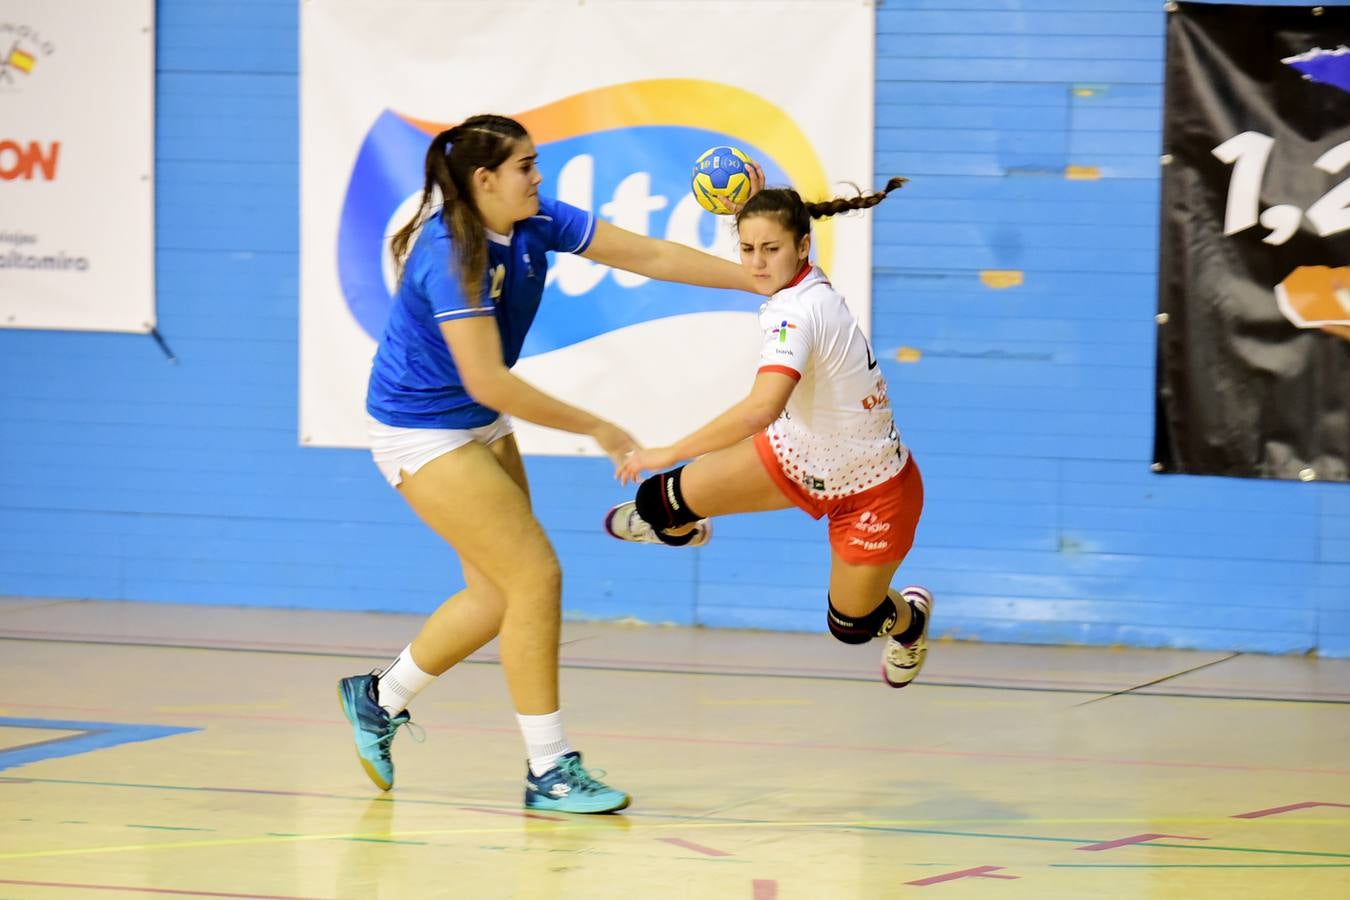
xmin=334 ymin=80 xmax=832 ymax=357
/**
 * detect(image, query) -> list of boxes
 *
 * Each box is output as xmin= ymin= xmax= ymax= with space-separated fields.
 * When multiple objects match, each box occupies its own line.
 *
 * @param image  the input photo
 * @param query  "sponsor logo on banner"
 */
xmin=0 ymin=21 xmax=55 ymax=87
xmin=0 ymin=140 xmax=60 ymax=180
xmin=334 ymin=79 xmax=834 ymax=358
xmin=0 ymin=27 xmax=86 ymax=278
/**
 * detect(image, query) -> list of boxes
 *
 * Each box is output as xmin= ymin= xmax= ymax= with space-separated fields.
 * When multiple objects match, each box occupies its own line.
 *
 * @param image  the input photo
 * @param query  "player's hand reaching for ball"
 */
xmin=721 ymin=160 xmax=765 ymax=215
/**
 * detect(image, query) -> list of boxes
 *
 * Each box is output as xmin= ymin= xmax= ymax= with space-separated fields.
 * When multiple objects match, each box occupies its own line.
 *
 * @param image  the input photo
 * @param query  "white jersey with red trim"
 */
xmin=757 ymin=265 xmax=908 ymax=501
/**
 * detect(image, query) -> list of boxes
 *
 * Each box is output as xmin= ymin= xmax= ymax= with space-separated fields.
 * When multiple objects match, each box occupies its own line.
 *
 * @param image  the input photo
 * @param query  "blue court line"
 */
xmin=0 ymin=717 xmax=199 ymax=773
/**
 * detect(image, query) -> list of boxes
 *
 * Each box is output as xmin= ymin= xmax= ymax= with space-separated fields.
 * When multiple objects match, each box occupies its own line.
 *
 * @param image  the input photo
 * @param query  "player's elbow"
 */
xmin=742 ymin=403 xmax=781 ymax=433
xmin=460 ymin=365 xmax=511 ymax=407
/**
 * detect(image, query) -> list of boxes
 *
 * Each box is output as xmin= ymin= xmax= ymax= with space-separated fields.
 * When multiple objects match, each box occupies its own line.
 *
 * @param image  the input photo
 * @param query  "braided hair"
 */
xmin=734 ymin=177 xmax=908 ymax=244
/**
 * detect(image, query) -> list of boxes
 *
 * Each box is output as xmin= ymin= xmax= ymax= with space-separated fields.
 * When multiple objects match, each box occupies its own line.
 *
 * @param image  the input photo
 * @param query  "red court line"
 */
xmin=906 ymin=865 xmax=1018 ymax=886
xmin=752 ymin=879 xmax=778 ymax=899
xmin=1234 ymin=802 xmax=1350 ymax=819
xmin=0 ymin=880 xmax=332 ymax=900
xmin=1078 ymin=833 xmax=1209 ymax=852
xmin=658 ymin=837 xmax=732 ymax=857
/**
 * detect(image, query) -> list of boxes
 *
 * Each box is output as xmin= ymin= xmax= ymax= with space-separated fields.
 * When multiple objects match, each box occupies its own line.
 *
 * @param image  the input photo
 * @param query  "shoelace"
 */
xmin=886 ymin=638 xmax=922 ymax=667
xmin=365 ymin=715 xmax=425 ymax=760
xmin=557 ymin=757 xmax=611 ymax=793
xmin=625 ymin=509 xmax=656 ymax=541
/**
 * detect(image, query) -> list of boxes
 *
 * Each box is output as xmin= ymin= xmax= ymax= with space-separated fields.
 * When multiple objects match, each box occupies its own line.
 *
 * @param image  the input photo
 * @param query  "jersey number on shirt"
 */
xmin=489 ymin=264 xmax=506 ymax=301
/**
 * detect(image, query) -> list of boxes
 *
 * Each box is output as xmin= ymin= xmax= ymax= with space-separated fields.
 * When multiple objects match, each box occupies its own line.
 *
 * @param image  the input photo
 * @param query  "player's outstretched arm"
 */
xmin=580 ymin=220 xmax=756 ymax=293
xmin=441 ymin=316 xmax=638 ymax=466
xmin=617 ymin=371 xmax=796 ymax=484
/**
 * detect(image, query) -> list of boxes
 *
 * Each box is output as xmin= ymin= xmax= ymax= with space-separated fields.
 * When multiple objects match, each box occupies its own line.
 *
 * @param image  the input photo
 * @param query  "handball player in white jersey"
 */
xmin=337 ymin=114 xmax=765 ymax=813
xmin=608 ymin=178 xmax=933 ymax=687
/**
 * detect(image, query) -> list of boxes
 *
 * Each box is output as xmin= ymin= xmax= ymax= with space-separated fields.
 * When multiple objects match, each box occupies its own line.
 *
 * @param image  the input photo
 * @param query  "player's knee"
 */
xmin=826 ymin=594 xmax=897 ymax=644
xmin=497 ymin=546 xmax=562 ymax=602
xmin=634 ymin=466 xmax=701 ymax=532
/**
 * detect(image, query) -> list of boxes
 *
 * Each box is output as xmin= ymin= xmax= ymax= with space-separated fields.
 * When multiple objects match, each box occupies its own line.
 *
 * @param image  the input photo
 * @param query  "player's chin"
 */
xmin=522 ymin=194 xmax=540 ymax=217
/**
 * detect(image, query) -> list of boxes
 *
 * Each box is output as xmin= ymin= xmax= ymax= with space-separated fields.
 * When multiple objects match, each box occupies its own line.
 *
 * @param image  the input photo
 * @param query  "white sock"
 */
xmin=376 ymin=645 xmax=435 ymax=716
xmin=517 ymin=710 xmax=572 ymax=776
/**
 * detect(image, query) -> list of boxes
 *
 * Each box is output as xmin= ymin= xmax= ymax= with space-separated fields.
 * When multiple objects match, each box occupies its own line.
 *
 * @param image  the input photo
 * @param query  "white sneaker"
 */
xmin=603 ymin=501 xmax=711 ymax=547
xmin=882 ymin=586 xmax=932 ymax=689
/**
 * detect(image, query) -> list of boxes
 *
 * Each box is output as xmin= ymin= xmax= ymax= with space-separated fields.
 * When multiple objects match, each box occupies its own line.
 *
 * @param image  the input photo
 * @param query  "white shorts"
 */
xmin=368 ymin=414 xmax=515 ymax=487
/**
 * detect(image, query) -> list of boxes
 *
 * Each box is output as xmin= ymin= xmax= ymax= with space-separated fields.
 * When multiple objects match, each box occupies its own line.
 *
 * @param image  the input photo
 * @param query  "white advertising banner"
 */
xmin=300 ymin=0 xmax=875 ymax=453
xmin=0 ymin=1 xmax=155 ymax=333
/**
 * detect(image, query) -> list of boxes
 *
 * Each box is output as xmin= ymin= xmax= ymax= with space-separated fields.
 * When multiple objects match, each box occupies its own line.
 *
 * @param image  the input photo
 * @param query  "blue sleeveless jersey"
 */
xmin=366 ymin=196 xmax=596 ymax=428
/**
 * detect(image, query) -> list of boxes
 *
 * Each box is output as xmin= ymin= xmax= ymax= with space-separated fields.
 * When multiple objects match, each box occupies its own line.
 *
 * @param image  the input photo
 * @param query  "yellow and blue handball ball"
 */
xmin=691 ymin=145 xmax=752 ymax=215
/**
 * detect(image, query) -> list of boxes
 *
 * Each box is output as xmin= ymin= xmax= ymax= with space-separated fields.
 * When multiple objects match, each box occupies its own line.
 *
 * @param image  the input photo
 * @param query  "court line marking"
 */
xmin=1050 ymin=863 xmax=1350 ymax=869
xmin=2 ymin=817 xmax=1347 ymax=863
xmin=126 ymin=824 xmax=217 ymax=832
xmin=18 ymin=626 xmax=1321 ymax=698
xmin=658 ymin=836 xmax=732 ymax=856
xmin=0 ymin=624 xmax=1281 ymax=695
xmin=0 ymin=718 xmax=199 ymax=774
xmin=5 ymin=699 xmax=1350 ymax=777
xmin=0 ymin=879 xmax=330 ymax=899
xmin=1074 ymin=653 xmax=1241 ymax=707
xmin=752 ymin=880 xmax=777 ymax=900
xmin=4 ymin=633 xmax=1347 ymax=705
xmin=7 ymin=776 xmax=1349 ymax=829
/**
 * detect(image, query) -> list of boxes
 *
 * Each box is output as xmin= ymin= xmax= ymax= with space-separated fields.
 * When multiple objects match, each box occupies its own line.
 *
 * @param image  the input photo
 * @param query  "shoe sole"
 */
xmin=526 ymin=793 xmax=632 ymax=814
xmin=882 ymin=655 xmax=925 ymax=689
xmin=883 ymin=586 xmax=932 ymax=689
xmin=336 ymin=682 xmax=393 ymax=792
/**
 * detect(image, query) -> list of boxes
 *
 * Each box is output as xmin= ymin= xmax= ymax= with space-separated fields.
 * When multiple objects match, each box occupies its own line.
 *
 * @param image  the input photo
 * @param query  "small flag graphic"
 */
xmin=7 ymin=48 xmax=36 ymax=73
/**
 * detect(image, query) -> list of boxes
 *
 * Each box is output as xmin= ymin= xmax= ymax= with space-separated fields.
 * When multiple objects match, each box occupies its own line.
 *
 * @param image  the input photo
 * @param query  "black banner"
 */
xmin=1155 ymin=3 xmax=1350 ymax=483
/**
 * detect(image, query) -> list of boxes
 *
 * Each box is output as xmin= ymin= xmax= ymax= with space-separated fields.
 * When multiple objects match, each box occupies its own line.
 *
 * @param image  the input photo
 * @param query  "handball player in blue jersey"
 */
xmin=338 ymin=114 xmax=763 ymax=813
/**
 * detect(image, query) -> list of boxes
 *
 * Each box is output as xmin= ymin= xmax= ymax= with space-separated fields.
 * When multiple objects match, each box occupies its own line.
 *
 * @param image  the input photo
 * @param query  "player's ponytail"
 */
xmin=804 ymin=177 xmax=907 ymax=219
xmin=389 ymin=115 xmax=528 ymax=306
xmin=735 ymin=177 xmax=907 ymax=245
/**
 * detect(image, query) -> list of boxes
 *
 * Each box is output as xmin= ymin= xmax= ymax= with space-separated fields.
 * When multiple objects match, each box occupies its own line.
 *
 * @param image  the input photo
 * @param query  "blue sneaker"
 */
xmin=337 ymin=672 xmax=419 ymax=791
xmin=524 ymin=751 xmax=631 ymax=813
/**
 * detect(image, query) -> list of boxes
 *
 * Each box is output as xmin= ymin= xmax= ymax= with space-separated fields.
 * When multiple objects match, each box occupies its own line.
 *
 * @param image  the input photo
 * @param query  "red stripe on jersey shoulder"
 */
xmin=758 ymin=365 xmax=802 ymax=381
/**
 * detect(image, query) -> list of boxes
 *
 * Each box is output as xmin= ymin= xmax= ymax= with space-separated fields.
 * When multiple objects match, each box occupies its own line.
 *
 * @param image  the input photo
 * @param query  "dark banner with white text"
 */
xmin=1155 ymin=3 xmax=1350 ymax=482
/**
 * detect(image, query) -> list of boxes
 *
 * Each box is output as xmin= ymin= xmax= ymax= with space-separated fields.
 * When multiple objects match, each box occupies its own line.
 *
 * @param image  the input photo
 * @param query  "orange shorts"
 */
xmin=753 ymin=432 xmax=924 ymax=565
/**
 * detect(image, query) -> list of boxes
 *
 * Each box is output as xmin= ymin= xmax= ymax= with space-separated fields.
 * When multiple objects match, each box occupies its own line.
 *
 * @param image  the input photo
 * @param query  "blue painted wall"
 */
xmin=1 ymin=0 xmax=1346 ymax=656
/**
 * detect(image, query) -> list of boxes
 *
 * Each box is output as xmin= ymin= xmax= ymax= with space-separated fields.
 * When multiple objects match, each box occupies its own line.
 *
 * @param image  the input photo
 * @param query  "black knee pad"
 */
xmin=827 ymin=594 xmax=898 ymax=644
xmin=634 ymin=466 xmax=701 ymax=532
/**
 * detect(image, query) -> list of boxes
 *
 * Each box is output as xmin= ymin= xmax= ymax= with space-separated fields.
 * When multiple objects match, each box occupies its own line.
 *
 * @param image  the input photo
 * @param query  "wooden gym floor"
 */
xmin=1 ymin=596 xmax=1347 ymax=899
